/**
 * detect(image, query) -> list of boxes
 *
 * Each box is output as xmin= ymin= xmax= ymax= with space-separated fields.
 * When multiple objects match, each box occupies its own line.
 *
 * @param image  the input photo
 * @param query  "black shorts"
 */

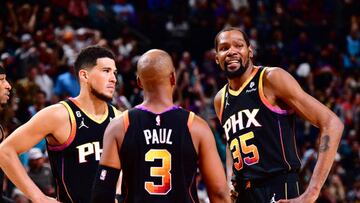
xmin=234 ymin=172 xmax=300 ymax=203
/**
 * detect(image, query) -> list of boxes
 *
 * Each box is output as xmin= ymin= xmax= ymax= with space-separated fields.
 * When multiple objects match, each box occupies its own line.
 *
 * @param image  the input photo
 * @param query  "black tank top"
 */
xmin=219 ymin=67 xmax=301 ymax=181
xmin=120 ymin=106 xmax=199 ymax=203
xmin=47 ymin=98 xmax=117 ymax=203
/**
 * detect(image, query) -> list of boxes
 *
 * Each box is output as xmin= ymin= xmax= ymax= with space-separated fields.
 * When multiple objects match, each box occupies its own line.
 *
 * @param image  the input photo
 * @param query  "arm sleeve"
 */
xmin=91 ymin=165 xmax=120 ymax=203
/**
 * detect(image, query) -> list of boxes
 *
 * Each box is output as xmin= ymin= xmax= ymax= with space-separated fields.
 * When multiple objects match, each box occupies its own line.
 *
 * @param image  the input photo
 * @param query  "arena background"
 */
xmin=0 ymin=0 xmax=359 ymax=202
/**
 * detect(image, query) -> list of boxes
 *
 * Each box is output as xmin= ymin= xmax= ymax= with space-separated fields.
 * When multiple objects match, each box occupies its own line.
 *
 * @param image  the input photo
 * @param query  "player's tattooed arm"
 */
xmin=319 ymin=135 xmax=330 ymax=153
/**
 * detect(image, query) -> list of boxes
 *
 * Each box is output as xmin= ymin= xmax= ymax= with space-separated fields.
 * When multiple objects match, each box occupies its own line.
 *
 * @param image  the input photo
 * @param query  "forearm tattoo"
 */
xmin=319 ymin=135 xmax=330 ymax=153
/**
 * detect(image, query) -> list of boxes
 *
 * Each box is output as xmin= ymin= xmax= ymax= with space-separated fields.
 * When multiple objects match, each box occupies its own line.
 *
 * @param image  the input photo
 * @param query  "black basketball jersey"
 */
xmin=47 ymin=98 xmax=118 ymax=203
xmin=120 ymin=106 xmax=199 ymax=203
xmin=219 ymin=67 xmax=301 ymax=181
xmin=0 ymin=125 xmax=4 ymax=200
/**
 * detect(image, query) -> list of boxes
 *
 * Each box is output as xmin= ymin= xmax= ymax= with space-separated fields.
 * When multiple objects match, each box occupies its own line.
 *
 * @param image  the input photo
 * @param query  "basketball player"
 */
xmin=0 ymin=65 xmax=13 ymax=202
xmin=91 ymin=49 xmax=230 ymax=203
xmin=213 ymin=27 xmax=343 ymax=203
xmin=0 ymin=46 xmax=120 ymax=203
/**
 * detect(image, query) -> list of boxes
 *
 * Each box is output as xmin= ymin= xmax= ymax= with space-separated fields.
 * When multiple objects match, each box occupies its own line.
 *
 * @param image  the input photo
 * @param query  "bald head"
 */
xmin=137 ymin=49 xmax=175 ymax=91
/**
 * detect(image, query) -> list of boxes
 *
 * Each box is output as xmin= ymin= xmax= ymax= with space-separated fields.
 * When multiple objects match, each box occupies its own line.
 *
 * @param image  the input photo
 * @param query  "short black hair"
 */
xmin=74 ymin=46 xmax=115 ymax=79
xmin=214 ymin=27 xmax=250 ymax=52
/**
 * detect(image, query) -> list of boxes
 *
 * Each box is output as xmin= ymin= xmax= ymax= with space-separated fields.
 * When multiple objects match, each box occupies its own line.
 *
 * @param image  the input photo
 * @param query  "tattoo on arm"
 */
xmin=319 ymin=135 xmax=330 ymax=153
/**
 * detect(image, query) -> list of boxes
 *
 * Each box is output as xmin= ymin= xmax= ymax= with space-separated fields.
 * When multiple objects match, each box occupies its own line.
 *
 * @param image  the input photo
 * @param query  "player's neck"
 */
xmin=228 ymin=65 xmax=256 ymax=91
xmin=73 ymin=94 xmax=108 ymax=118
xmin=141 ymin=92 xmax=174 ymax=114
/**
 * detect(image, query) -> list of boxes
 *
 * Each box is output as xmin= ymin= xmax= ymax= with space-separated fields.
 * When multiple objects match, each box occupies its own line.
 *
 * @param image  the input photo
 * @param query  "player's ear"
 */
xmin=249 ymin=44 xmax=254 ymax=59
xmin=79 ymin=69 xmax=88 ymax=80
xmin=170 ymin=71 xmax=176 ymax=86
xmin=215 ymin=52 xmax=219 ymax=65
xmin=137 ymin=76 xmax=143 ymax=89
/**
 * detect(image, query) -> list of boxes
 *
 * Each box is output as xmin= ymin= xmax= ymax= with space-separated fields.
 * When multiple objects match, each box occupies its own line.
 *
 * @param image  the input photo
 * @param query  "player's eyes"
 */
xmin=219 ymin=46 xmax=228 ymax=51
xmin=235 ymin=43 xmax=244 ymax=48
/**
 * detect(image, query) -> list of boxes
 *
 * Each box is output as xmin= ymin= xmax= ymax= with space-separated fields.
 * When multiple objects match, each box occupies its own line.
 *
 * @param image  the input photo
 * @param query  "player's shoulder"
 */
xmin=104 ymin=110 xmax=128 ymax=141
xmin=110 ymin=105 xmax=122 ymax=118
xmin=189 ymin=114 xmax=211 ymax=136
xmin=36 ymin=103 xmax=69 ymax=117
xmin=192 ymin=114 xmax=208 ymax=127
xmin=28 ymin=103 xmax=70 ymax=126
xmin=263 ymin=66 xmax=290 ymax=79
xmin=214 ymin=84 xmax=227 ymax=105
xmin=262 ymin=66 xmax=293 ymax=86
xmin=108 ymin=110 xmax=128 ymax=131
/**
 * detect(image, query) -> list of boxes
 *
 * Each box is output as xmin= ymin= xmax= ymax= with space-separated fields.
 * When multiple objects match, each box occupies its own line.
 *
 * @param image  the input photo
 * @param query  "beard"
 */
xmin=224 ymin=58 xmax=249 ymax=79
xmin=90 ymin=86 xmax=113 ymax=102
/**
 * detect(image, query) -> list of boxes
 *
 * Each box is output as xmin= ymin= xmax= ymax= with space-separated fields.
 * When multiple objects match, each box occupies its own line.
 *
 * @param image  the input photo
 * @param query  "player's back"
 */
xmin=120 ymin=106 xmax=199 ymax=203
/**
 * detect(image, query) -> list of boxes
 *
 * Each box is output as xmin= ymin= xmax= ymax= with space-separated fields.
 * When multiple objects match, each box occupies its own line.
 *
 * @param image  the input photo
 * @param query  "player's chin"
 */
xmin=226 ymin=66 xmax=241 ymax=73
xmin=225 ymin=63 xmax=241 ymax=71
xmin=97 ymin=91 xmax=114 ymax=102
xmin=104 ymin=93 xmax=114 ymax=100
xmin=0 ymin=98 xmax=8 ymax=104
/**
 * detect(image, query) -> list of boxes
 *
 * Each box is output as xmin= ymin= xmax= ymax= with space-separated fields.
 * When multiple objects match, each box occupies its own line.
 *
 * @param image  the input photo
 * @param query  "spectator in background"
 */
xmin=54 ymin=14 xmax=74 ymax=42
xmin=53 ymin=65 xmax=80 ymax=99
xmin=27 ymin=148 xmax=55 ymax=197
xmin=111 ymin=0 xmax=137 ymax=25
xmin=19 ymin=90 xmax=49 ymax=168
xmin=14 ymin=34 xmax=38 ymax=80
xmin=34 ymin=63 xmax=54 ymax=102
xmin=347 ymin=175 xmax=360 ymax=203
xmin=14 ymin=66 xmax=41 ymax=123
xmin=11 ymin=188 xmax=28 ymax=203
xmin=28 ymin=89 xmax=48 ymax=151
xmin=343 ymin=25 xmax=360 ymax=70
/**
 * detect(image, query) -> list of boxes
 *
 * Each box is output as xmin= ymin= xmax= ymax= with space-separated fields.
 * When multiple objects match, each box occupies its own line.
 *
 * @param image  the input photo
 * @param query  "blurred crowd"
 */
xmin=0 ymin=0 xmax=359 ymax=202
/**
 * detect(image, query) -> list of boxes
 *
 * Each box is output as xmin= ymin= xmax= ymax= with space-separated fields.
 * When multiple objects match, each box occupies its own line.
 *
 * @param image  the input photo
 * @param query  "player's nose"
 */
xmin=5 ymin=79 xmax=11 ymax=90
xmin=110 ymin=72 xmax=117 ymax=83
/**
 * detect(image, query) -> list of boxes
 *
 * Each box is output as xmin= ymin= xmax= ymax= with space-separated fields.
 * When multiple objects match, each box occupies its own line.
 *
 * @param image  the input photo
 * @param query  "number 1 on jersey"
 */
xmin=230 ymin=131 xmax=259 ymax=170
xmin=145 ymin=149 xmax=172 ymax=195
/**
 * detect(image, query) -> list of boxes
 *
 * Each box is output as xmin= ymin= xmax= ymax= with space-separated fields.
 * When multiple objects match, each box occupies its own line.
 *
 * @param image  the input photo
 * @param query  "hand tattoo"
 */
xmin=319 ymin=135 xmax=330 ymax=153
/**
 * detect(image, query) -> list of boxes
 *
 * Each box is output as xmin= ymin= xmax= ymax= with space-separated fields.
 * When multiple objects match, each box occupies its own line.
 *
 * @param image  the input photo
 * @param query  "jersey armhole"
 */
xmin=259 ymin=67 xmax=292 ymax=115
xmin=47 ymin=101 xmax=77 ymax=151
xmin=218 ymin=85 xmax=227 ymax=123
xmin=112 ymin=106 xmax=121 ymax=118
xmin=187 ymin=111 xmax=195 ymax=129
xmin=123 ymin=110 xmax=130 ymax=133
